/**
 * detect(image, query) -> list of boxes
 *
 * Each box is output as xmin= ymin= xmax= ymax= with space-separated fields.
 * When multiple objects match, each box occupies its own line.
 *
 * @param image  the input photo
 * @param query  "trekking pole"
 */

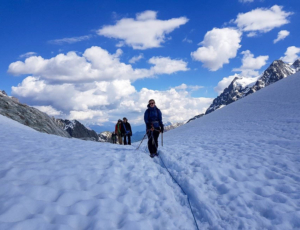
xmin=136 ymin=133 xmax=147 ymax=150
xmin=161 ymin=132 xmax=163 ymax=147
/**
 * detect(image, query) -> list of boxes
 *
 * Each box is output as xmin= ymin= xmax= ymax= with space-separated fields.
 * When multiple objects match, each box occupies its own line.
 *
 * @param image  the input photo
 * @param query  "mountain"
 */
xmin=205 ymin=59 xmax=299 ymax=115
xmin=56 ymin=119 xmax=99 ymax=141
xmin=186 ymin=114 xmax=204 ymax=123
xmin=0 ymin=90 xmax=70 ymax=138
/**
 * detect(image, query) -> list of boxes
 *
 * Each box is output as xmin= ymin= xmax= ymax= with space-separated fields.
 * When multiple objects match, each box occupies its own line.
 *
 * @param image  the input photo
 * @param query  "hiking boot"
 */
xmin=150 ymin=153 xmax=155 ymax=158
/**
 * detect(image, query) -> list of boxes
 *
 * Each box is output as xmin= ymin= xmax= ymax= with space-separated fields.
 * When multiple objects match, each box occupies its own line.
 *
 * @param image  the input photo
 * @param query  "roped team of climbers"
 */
xmin=112 ymin=99 xmax=164 ymax=158
xmin=113 ymin=117 xmax=132 ymax=145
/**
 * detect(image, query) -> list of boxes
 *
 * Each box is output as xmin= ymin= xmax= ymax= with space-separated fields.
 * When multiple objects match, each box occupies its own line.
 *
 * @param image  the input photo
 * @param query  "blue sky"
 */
xmin=1 ymin=0 xmax=299 ymax=128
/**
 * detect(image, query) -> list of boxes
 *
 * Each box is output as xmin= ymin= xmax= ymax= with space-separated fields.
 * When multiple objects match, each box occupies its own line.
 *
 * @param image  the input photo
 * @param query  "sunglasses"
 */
xmin=149 ymin=102 xmax=155 ymax=105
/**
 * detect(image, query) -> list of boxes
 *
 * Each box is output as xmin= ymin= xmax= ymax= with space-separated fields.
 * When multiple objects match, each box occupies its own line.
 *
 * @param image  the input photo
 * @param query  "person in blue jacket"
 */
xmin=144 ymin=99 xmax=164 ymax=158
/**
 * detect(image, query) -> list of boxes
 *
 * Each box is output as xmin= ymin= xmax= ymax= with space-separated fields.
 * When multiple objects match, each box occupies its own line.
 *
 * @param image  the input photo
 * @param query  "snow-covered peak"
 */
xmin=232 ymin=76 xmax=259 ymax=90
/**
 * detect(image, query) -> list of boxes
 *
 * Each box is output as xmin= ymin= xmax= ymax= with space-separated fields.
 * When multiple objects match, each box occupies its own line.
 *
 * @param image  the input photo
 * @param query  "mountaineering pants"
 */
xmin=117 ymin=134 xmax=123 ymax=144
xmin=147 ymin=131 xmax=160 ymax=154
xmin=123 ymin=135 xmax=131 ymax=145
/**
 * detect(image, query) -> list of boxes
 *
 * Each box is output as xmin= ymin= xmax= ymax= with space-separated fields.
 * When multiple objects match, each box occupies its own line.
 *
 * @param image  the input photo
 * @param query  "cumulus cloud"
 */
xmin=274 ymin=30 xmax=290 ymax=43
xmin=48 ymin=35 xmax=93 ymax=44
xmin=281 ymin=46 xmax=300 ymax=63
xmin=8 ymin=46 xmax=204 ymax=125
xmin=191 ymin=28 xmax=242 ymax=71
xmin=8 ymin=46 xmax=188 ymax=84
xmin=232 ymin=50 xmax=268 ymax=77
xmin=11 ymin=76 xmax=213 ymax=125
xmin=19 ymin=52 xmax=37 ymax=59
xmin=148 ymin=57 xmax=189 ymax=74
xmin=129 ymin=54 xmax=144 ymax=64
xmin=97 ymin=10 xmax=189 ymax=49
xmin=234 ymin=5 xmax=293 ymax=33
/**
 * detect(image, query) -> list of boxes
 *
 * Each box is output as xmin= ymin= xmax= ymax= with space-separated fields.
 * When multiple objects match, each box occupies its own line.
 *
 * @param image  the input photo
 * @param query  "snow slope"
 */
xmin=0 ymin=117 xmax=194 ymax=230
xmin=0 ymin=71 xmax=300 ymax=230
xmin=158 ymin=71 xmax=300 ymax=229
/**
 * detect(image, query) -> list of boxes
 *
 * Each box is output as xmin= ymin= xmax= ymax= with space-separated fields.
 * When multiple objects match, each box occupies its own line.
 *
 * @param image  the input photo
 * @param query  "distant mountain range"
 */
xmin=205 ymin=59 xmax=300 ymax=115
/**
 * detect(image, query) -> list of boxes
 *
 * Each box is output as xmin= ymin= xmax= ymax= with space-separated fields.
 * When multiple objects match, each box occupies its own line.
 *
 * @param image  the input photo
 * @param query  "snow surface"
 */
xmin=1 ymin=72 xmax=300 ymax=229
xmin=233 ymin=76 xmax=258 ymax=90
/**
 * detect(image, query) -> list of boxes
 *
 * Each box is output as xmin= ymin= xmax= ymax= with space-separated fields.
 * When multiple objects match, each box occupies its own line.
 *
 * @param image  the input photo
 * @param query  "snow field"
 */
xmin=1 ymin=72 xmax=300 ymax=230
xmin=154 ymin=72 xmax=300 ymax=229
xmin=0 ymin=116 xmax=195 ymax=230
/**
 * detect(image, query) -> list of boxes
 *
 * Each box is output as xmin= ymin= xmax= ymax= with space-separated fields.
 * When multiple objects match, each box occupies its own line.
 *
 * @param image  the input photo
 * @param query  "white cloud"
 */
xmin=232 ymin=50 xmax=268 ymax=77
xmin=33 ymin=105 xmax=62 ymax=116
xmin=148 ymin=57 xmax=189 ymax=74
xmin=274 ymin=30 xmax=290 ymax=43
xmin=183 ymin=37 xmax=193 ymax=43
xmin=239 ymin=0 xmax=254 ymax=2
xmin=9 ymin=46 xmax=200 ymax=125
xmin=281 ymin=46 xmax=300 ymax=63
xmin=191 ymin=28 xmax=242 ymax=71
xmin=48 ymin=35 xmax=93 ymax=44
xmin=129 ymin=54 xmax=144 ymax=63
xmin=174 ymin=84 xmax=203 ymax=91
xmin=19 ymin=52 xmax=37 ymax=59
xmin=234 ymin=5 xmax=293 ymax=33
xmin=98 ymin=10 xmax=189 ymax=49
xmin=8 ymin=46 xmax=188 ymax=83
xmin=11 ymin=76 xmax=213 ymax=125
xmin=246 ymin=32 xmax=257 ymax=37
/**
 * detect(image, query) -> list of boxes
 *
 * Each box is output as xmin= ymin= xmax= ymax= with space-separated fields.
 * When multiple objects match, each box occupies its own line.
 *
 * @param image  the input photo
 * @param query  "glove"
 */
xmin=160 ymin=125 xmax=164 ymax=133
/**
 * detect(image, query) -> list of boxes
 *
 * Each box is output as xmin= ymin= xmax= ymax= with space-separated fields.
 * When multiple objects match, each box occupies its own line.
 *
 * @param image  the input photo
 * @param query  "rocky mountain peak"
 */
xmin=205 ymin=59 xmax=299 ymax=115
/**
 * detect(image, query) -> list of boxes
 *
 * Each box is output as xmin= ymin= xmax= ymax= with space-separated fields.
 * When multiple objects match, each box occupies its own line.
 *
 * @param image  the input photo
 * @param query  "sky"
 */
xmin=1 ymin=0 xmax=300 ymax=129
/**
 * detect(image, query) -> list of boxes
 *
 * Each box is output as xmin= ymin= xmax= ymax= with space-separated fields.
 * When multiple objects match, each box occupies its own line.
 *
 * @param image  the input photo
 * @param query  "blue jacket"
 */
xmin=144 ymin=105 xmax=163 ymax=130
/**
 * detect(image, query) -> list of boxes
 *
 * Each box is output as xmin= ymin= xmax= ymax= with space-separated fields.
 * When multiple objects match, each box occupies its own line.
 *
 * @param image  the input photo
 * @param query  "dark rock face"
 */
xmin=0 ymin=92 xmax=70 ymax=138
xmin=205 ymin=76 xmax=255 ymax=115
xmin=292 ymin=59 xmax=300 ymax=71
xmin=246 ymin=60 xmax=295 ymax=96
xmin=187 ymin=114 xmax=204 ymax=123
xmin=57 ymin=119 xmax=99 ymax=141
xmin=205 ymin=59 xmax=299 ymax=115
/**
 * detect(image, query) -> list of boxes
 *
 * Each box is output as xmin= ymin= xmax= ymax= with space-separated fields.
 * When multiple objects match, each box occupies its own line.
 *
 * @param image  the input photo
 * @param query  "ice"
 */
xmin=1 ymin=72 xmax=300 ymax=229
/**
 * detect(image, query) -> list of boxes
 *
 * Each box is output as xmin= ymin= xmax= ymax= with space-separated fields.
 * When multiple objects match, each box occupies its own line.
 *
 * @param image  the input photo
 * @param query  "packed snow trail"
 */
xmin=136 ymin=146 xmax=200 ymax=230
xmin=139 ymin=72 xmax=300 ymax=229
xmin=0 ymin=116 xmax=196 ymax=230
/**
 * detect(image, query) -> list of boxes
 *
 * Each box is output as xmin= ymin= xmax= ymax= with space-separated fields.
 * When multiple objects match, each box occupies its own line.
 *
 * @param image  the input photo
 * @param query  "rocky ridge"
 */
xmin=0 ymin=91 xmax=70 ymax=138
xmin=205 ymin=59 xmax=299 ymax=115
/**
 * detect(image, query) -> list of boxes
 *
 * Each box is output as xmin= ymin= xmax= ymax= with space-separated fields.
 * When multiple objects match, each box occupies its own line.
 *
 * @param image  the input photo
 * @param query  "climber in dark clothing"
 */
xmin=144 ymin=99 xmax=164 ymax=158
xmin=122 ymin=117 xmax=132 ymax=145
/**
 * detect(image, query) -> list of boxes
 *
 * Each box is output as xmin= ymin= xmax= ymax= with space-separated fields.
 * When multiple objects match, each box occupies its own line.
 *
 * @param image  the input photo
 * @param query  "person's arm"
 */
xmin=129 ymin=123 xmax=132 ymax=136
xmin=158 ymin=109 xmax=164 ymax=133
xmin=144 ymin=110 xmax=151 ymax=129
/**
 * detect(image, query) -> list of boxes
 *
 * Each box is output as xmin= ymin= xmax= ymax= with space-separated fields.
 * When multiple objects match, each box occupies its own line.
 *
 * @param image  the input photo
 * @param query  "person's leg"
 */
xmin=128 ymin=135 xmax=131 ymax=145
xmin=153 ymin=131 xmax=160 ymax=154
xmin=147 ymin=132 xmax=154 ymax=154
xmin=124 ymin=135 xmax=127 ymax=145
xmin=118 ymin=135 xmax=123 ymax=144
